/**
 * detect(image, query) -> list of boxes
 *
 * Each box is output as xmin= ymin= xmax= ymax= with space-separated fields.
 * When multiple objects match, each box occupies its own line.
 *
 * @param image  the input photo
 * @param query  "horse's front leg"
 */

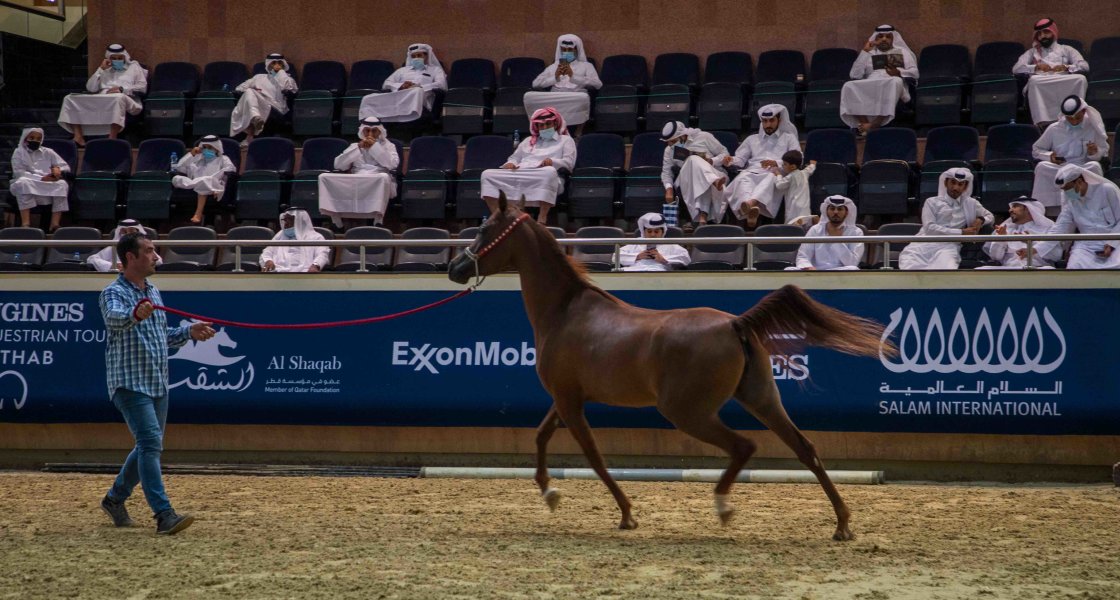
xmin=534 ymin=404 xmax=563 ymax=511
xmin=554 ymin=400 xmax=636 ymax=529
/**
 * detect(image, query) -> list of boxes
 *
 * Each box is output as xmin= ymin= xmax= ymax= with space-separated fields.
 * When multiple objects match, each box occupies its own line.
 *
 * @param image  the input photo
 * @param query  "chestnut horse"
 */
xmin=449 ymin=196 xmax=892 ymax=540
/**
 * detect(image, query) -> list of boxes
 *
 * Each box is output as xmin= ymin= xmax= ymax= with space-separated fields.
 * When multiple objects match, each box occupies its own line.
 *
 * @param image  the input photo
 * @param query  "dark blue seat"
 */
xmin=301 ymin=61 xmax=346 ymax=94
xmin=443 ymin=59 xmax=496 ymax=135
xmin=704 ymin=51 xmax=753 ymax=87
xmin=502 ymin=57 xmax=547 ymax=88
xmin=149 ymin=62 xmax=200 ymax=95
xmin=194 ymin=62 xmax=250 ymax=137
xmin=698 ymin=81 xmax=743 ymax=131
xmin=76 ymin=139 xmax=132 ymax=221
xmin=981 ymin=158 xmax=1034 ymax=213
xmin=974 ymin=42 xmax=1026 ymax=76
xmin=294 ymin=61 xmax=346 ymax=136
xmin=623 ymin=132 xmax=668 ymax=218
xmin=923 ymin=126 xmax=980 ymax=163
xmin=134 ymin=138 xmax=186 ymax=173
xmin=146 ymin=61 xmax=201 ymax=136
xmin=808 ymin=162 xmax=854 ymax=211
xmin=128 ymin=139 xmax=186 ymax=221
xmin=290 ymin=137 xmax=350 ymax=219
xmin=402 ymin=136 xmax=458 ymax=220
xmin=916 ymin=45 xmax=971 ymax=126
xmin=652 ymin=53 xmax=700 ymax=89
xmin=568 ymin=133 xmax=625 ymax=218
xmin=1090 ymin=36 xmax=1120 ymax=73
xmin=448 ymin=58 xmax=497 ymax=90
xmin=629 ymin=132 xmax=665 ymax=169
xmin=756 ymin=50 xmax=806 ymax=84
xmin=1088 ymin=37 xmax=1120 ymax=128
xmin=201 ymin=61 xmax=249 ymax=91
xmin=457 ymin=135 xmax=514 ymax=219
xmin=1061 ymin=39 xmax=1085 ymax=56
xmin=809 ymin=48 xmax=858 ymax=82
xmin=863 ymin=127 xmax=918 ymax=163
xmin=804 ymin=129 xmax=858 ymax=165
xmin=710 ymin=131 xmax=739 ymax=155
xmin=984 ymin=123 xmax=1039 ymax=161
xmin=238 ymin=138 xmax=295 ymax=221
xmin=601 ymin=54 xmax=650 ymax=88
xmin=919 ymin=44 xmax=971 ymax=80
xmin=973 ymin=41 xmax=1026 ymax=127
xmin=244 ymin=137 xmax=295 ymax=172
xmin=858 ymin=160 xmax=912 ymax=216
xmin=42 ymin=139 xmax=78 ymax=174
xmin=349 ymin=60 xmax=396 ymax=91
xmin=644 ymin=83 xmax=691 ymax=133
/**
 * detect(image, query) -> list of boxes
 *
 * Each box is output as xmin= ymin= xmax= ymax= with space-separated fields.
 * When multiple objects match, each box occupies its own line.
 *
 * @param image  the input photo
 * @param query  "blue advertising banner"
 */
xmin=0 ymin=286 xmax=1115 ymax=435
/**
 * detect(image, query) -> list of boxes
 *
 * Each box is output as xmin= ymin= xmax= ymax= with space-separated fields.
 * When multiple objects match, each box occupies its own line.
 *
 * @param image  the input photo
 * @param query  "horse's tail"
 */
xmin=733 ymin=284 xmax=896 ymax=358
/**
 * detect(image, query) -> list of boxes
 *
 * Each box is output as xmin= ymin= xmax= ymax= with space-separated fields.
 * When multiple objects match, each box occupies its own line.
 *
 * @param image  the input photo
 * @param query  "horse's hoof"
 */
xmin=619 ymin=517 xmax=638 ymax=530
xmin=833 ymin=527 xmax=855 ymax=541
xmin=542 ymin=488 xmax=561 ymax=512
xmin=714 ymin=494 xmax=734 ymax=526
xmin=718 ymin=508 xmax=735 ymax=526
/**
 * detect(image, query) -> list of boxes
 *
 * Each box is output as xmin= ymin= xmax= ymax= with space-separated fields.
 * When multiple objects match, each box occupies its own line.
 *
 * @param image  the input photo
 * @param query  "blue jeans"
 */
xmin=107 ymin=389 xmax=171 ymax=516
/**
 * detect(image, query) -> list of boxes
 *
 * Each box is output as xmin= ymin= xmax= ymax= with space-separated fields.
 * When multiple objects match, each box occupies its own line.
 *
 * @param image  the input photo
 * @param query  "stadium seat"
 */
xmin=41 ymin=226 xmax=100 ymax=271
xmin=201 ymin=61 xmax=249 ymax=92
xmin=704 ymin=51 xmax=753 ymax=87
xmin=870 ymin=222 xmax=921 ymax=268
xmin=804 ymin=79 xmax=847 ymax=130
xmin=42 ymin=139 xmax=78 ymax=174
xmin=75 ymin=138 xmax=132 ymax=222
xmin=970 ymin=74 xmax=1020 ymax=124
xmin=858 ymin=159 xmax=912 ymax=216
xmin=491 ymin=86 xmax=531 ymax=135
xmin=594 ymin=83 xmax=641 ymax=133
xmin=568 ymin=133 xmax=625 ymax=218
xmin=1087 ymin=37 xmax=1120 ymax=128
xmin=863 ymin=128 xmax=918 ymax=163
xmin=293 ymin=62 xmax=346 ymax=135
xmin=571 ymin=226 xmax=625 ymax=271
xmin=756 ymin=50 xmax=806 ymax=84
xmin=456 ymin=135 xmax=513 ymax=220
xmin=623 ymin=132 xmax=669 ymax=218
xmin=923 ymin=126 xmax=980 ymax=163
xmin=973 ymin=42 xmax=1025 ymax=76
xmin=697 ymin=81 xmax=744 ymax=131
xmin=300 ymin=60 xmax=346 ymax=95
xmin=401 ymin=136 xmax=458 ymax=220
xmin=393 ymin=227 xmax=450 ymax=271
xmin=145 ymin=62 xmax=200 ymax=136
xmin=215 ymin=225 xmax=274 ymax=271
xmin=688 ymin=224 xmax=745 ymax=270
xmin=501 ymin=57 xmax=547 ymax=88
xmin=159 ymin=225 xmax=217 ymax=270
xmin=644 ymin=83 xmax=691 ymax=133
xmin=916 ymin=45 xmax=970 ymax=126
xmin=0 ymin=227 xmax=46 ymax=271
xmin=748 ymin=81 xmax=797 ymax=130
xmin=804 ymin=128 xmax=858 ymax=166
xmin=809 ymin=48 xmax=858 ymax=82
xmin=194 ymin=61 xmax=250 ymax=137
xmin=652 ymin=53 xmax=700 ymax=90
xmin=238 ymin=138 xmax=295 ymax=221
xmin=126 ymin=138 xmax=186 ymax=221
xmin=441 ymin=58 xmax=496 ymax=135
xmin=750 ymin=223 xmax=803 ymax=270
xmin=919 ymin=44 xmax=971 ymax=79
xmin=808 ymin=162 xmax=854 ymax=210
xmin=601 ymin=54 xmax=650 ymax=88
xmin=335 ymin=226 xmax=395 ymax=271
xmin=290 ymin=137 xmax=350 ymax=219
xmin=710 ymin=131 xmax=739 ymax=156
xmin=342 ymin=60 xmax=396 ymax=133
xmin=984 ymin=123 xmax=1039 ymax=161
xmin=980 ymin=158 xmax=1034 ymax=213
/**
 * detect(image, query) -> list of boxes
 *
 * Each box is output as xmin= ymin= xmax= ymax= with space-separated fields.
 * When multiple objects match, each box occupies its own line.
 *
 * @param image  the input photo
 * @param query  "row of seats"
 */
xmin=131 ymin=37 xmax=1120 ymax=139
xmin=26 ymin=123 xmax=1115 ymax=225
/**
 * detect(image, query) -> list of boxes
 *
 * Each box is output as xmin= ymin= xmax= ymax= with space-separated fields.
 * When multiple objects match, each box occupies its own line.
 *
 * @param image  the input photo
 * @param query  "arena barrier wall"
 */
xmin=2 ymin=271 xmax=1118 ymax=467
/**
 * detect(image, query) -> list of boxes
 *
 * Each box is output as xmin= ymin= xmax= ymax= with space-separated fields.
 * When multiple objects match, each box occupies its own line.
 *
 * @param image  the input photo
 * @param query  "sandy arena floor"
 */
xmin=0 ymin=472 xmax=1117 ymax=599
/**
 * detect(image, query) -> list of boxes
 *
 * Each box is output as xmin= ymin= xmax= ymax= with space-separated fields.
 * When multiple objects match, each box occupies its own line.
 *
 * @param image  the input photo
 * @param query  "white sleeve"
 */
xmin=86 ymin=69 xmax=105 ymax=93
xmin=87 ymin=247 xmax=116 ymax=272
xmin=552 ymin=138 xmax=577 ymax=171
xmin=127 ymin=66 xmax=148 ymax=96
xmin=1012 ymin=50 xmax=1036 ymax=75
xmin=533 ymin=65 xmax=557 ymax=89
xmin=850 ymin=51 xmax=872 ymax=79
xmin=11 ymin=152 xmax=34 ymax=179
xmin=661 ymin=147 xmax=675 ymax=189
xmin=664 ymin=244 xmax=690 ymax=267
xmin=383 ymin=68 xmax=405 ymax=92
xmin=507 ymin=140 xmax=529 ymax=166
xmin=1032 ymin=127 xmax=1055 ymax=161
xmin=312 ymin=244 xmax=331 ymax=269
xmin=47 ymin=150 xmax=70 ymax=173
xmin=730 ymin=138 xmax=752 ymax=169
xmin=221 ymin=156 xmax=237 ymax=174
xmin=841 ymin=239 xmax=865 ymax=267
xmin=370 ymin=140 xmax=400 ymax=170
xmin=794 ymin=240 xmax=816 ymax=269
xmin=705 ymin=135 xmax=729 ymax=165
xmin=259 ymin=237 xmax=281 ymax=266
xmin=174 ymin=154 xmax=195 ymax=172
xmin=571 ymin=63 xmax=602 ymax=90
xmin=281 ymin=73 xmax=298 ymax=93
xmin=425 ymin=68 xmax=448 ymax=92
xmin=984 ymin=237 xmax=1008 ymax=262
xmin=900 ymin=49 xmax=919 ymax=79
xmin=235 ymin=76 xmax=254 ymax=93
xmin=922 ymin=200 xmax=962 ymax=235
xmin=1094 ymin=134 xmax=1109 ymax=161
xmin=1067 ymin=47 xmax=1089 ymax=73
xmin=333 ymin=144 xmax=362 ymax=171
xmin=618 ymin=244 xmax=641 ymax=266
xmin=973 ymin=199 xmax=995 ymax=226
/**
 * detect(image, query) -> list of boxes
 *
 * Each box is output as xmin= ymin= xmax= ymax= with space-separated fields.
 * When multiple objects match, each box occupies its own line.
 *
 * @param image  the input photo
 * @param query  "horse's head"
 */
xmin=212 ymin=328 xmax=235 ymax=349
xmin=449 ymin=193 xmax=531 ymax=285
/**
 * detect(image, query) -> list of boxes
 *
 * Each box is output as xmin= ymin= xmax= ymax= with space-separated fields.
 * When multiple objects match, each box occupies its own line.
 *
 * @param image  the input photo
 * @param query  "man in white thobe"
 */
xmin=661 ymin=120 xmax=730 ymax=228
xmin=1036 ymin=164 xmax=1120 ymax=269
xmin=1013 ymin=18 xmax=1089 ymax=126
xmin=619 ymin=213 xmax=691 ymax=272
xmin=481 ymin=107 xmax=576 ymax=225
xmin=788 ymin=196 xmax=864 ymax=271
xmin=1031 ymin=95 xmax=1108 ymax=207
xmin=318 ymin=117 xmax=399 ymax=229
xmin=58 ymin=43 xmax=147 ymax=146
xmin=260 ymin=208 xmax=330 ymax=273
xmin=525 ymin=34 xmax=602 ymax=127
xmin=899 ymin=168 xmax=994 ymax=270
xmin=88 ymin=219 xmax=163 ymax=272
xmin=360 ymin=43 xmax=448 ymax=124
xmin=723 ymin=104 xmax=800 ymax=228
xmin=9 ymin=127 xmax=69 ymax=230
xmin=979 ymin=197 xmax=1061 ymax=269
xmin=230 ymin=53 xmax=298 ymax=145
xmin=840 ymin=25 xmax=918 ymax=134
xmin=172 ymin=135 xmax=237 ymax=225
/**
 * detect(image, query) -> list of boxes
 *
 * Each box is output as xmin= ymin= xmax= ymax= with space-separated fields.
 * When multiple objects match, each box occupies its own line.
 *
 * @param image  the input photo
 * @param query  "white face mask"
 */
xmin=1063 ymin=187 xmax=1081 ymax=202
xmin=538 ymin=127 xmax=556 ymax=141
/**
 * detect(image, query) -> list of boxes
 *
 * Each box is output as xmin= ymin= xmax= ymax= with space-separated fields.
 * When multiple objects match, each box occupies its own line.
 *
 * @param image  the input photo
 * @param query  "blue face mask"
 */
xmin=561 ymin=51 xmax=576 ymax=62
xmin=111 ymin=59 xmax=126 ymax=71
xmin=538 ymin=127 xmax=556 ymax=141
xmin=1065 ymin=120 xmax=1082 ymax=130
xmin=674 ymin=141 xmax=686 ymax=148
xmin=202 ymin=148 xmax=218 ymax=160
xmin=1063 ymin=188 xmax=1081 ymax=202
xmin=282 ymin=227 xmax=296 ymax=239
xmin=269 ymin=69 xmax=281 ymax=77
xmin=410 ymin=58 xmax=425 ymax=70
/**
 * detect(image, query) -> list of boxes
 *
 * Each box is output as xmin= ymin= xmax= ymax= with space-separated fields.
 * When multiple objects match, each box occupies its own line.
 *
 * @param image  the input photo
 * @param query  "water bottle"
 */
xmin=222 ymin=83 xmax=230 ymax=92
xmin=513 ymin=129 xmax=520 ymax=146
xmin=72 ymin=251 xmax=81 ymax=263
xmin=169 ymin=152 xmax=178 ymax=172
xmin=13 ymin=251 xmax=22 ymax=263
xmin=1009 ymin=117 xmax=1016 ymax=125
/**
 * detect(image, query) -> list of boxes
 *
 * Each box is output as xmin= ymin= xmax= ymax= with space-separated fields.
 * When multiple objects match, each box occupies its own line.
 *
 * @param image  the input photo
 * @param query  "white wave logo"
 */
xmin=169 ymin=323 xmax=255 ymax=392
xmin=0 ymin=370 xmax=29 ymax=410
xmin=879 ymin=307 xmax=1066 ymax=374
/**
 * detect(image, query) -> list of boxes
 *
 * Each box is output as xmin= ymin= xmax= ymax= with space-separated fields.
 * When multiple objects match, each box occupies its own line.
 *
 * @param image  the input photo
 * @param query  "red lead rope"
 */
xmin=134 ymin=288 xmax=473 ymax=330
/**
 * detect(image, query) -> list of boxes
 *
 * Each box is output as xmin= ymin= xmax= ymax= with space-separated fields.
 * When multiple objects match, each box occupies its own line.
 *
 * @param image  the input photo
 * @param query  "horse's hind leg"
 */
xmin=534 ymin=404 xmax=563 ymax=511
xmin=659 ymin=404 xmax=756 ymax=526
xmin=553 ymin=401 xmax=636 ymax=530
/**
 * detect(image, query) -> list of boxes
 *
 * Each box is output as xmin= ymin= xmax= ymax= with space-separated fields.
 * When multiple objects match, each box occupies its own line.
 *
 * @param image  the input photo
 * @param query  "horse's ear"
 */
xmin=497 ymin=191 xmax=508 ymax=214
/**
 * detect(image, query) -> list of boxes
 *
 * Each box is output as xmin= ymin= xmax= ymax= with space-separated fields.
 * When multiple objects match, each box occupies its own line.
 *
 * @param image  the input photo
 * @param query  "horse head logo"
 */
xmin=879 ymin=307 xmax=1066 ymax=374
xmin=169 ymin=322 xmax=255 ymax=392
xmin=0 ymin=370 xmax=29 ymax=410
xmin=169 ymin=322 xmax=245 ymax=367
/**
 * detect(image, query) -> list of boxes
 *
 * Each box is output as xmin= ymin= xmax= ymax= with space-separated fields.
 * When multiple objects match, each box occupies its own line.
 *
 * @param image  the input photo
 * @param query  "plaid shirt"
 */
xmin=100 ymin=275 xmax=191 ymax=399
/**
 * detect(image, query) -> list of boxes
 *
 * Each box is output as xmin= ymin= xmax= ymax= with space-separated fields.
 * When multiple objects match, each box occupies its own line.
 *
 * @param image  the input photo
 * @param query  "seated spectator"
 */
xmin=172 ymin=135 xmax=237 ymax=225
xmin=620 ymin=213 xmax=690 ymax=272
xmin=788 ymin=196 xmax=864 ymax=271
xmin=260 ymin=208 xmax=330 ymax=273
xmin=480 ymin=107 xmax=575 ymax=225
xmin=772 ymin=151 xmax=817 ymax=228
xmin=724 ymin=105 xmax=800 ymax=228
xmin=1013 ymin=18 xmax=1089 ymax=127
xmin=57 ymin=43 xmax=147 ymax=146
xmin=978 ymin=197 xmax=1061 ymax=269
xmin=318 ymin=117 xmax=399 ymax=229
xmin=1031 ymin=95 xmax=1108 ymax=208
xmin=9 ymin=127 xmax=70 ymax=231
xmin=230 ymin=53 xmax=298 ymax=146
xmin=899 ymin=168 xmax=994 ymax=270
xmin=1035 ymin=164 xmax=1120 ymax=269
xmin=525 ymin=34 xmax=602 ymax=128
xmin=89 ymin=218 xmax=162 ymax=272
xmin=661 ymin=120 xmax=730 ymax=229
xmin=359 ymin=43 xmax=447 ymax=125
xmin=840 ymin=25 xmax=918 ymax=135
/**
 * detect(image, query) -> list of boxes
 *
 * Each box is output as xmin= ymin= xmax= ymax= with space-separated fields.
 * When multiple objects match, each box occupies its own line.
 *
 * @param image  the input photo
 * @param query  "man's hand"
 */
xmin=760 ymin=159 xmax=778 ymax=169
xmin=189 ymin=322 xmax=216 ymax=341
xmin=262 ymin=260 xmax=276 ymax=272
xmin=1087 ymin=142 xmax=1099 ymax=156
xmin=108 ymin=86 xmax=123 ymax=94
xmin=1036 ymin=62 xmax=1052 ymax=72
xmin=664 ymin=188 xmax=675 ymax=201
xmin=134 ymin=300 xmax=155 ymax=321
xmin=995 ymin=223 xmax=1008 ymax=235
xmin=359 ymin=138 xmax=374 ymax=150
xmin=1050 ymin=152 xmax=1064 ymax=165
xmin=190 ymin=146 xmax=201 ymax=156
xmin=100 ymin=58 xmax=112 ymax=70
xmin=886 ymin=66 xmax=901 ymax=77
xmin=1015 ymin=248 xmax=1034 ymax=260
xmin=400 ymin=81 xmax=415 ymax=90
xmin=501 ymin=162 xmax=518 ymax=170
xmin=863 ymin=40 xmax=874 ymax=53
xmin=40 ymin=175 xmax=57 ymax=182
xmin=961 ymin=226 xmax=980 ymax=235
xmin=540 ymin=158 xmax=553 ymax=166
xmin=809 ymin=160 xmax=818 ymax=166
xmin=1099 ymin=245 xmax=1114 ymax=258
xmin=114 ymin=262 xmax=123 ymax=272
xmin=1053 ymin=64 xmax=1069 ymax=73
xmin=308 ymin=265 xmax=322 ymax=273
xmin=722 ymin=155 xmax=734 ymax=167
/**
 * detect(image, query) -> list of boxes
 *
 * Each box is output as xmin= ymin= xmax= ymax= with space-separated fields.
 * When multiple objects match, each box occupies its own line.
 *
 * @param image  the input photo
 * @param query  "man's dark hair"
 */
xmin=782 ymin=150 xmax=804 ymax=169
xmin=117 ymin=232 xmax=150 ymax=267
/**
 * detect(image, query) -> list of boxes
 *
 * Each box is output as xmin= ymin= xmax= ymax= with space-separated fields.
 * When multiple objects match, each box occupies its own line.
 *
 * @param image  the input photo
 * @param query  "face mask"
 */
xmin=25 ymin=140 xmax=41 ymax=151
xmin=538 ymin=127 xmax=556 ymax=141
xmin=282 ymin=227 xmax=296 ymax=239
xmin=561 ymin=52 xmax=576 ymax=62
xmin=410 ymin=58 xmax=425 ymax=70
xmin=1040 ymin=38 xmax=1055 ymax=48
xmin=202 ymin=148 xmax=218 ymax=160
xmin=269 ymin=69 xmax=280 ymax=77
xmin=111 ymin=59 xmax=126 ymax=70
xmin=1065 ymin=120 xmax=1082 ymax=130
xmin=674 ymin=141 xmax=686 ymax=148
xmin=1063 ymin=188 xmax=1081 ymax=202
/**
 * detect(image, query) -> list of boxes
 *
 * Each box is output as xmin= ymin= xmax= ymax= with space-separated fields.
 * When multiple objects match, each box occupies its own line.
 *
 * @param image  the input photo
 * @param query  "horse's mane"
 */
xmin=526 ymin=217 xmax=624 ymax=305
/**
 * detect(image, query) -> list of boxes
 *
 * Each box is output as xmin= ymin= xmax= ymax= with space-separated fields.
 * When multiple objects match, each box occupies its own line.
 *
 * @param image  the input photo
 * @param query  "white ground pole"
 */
xmin=420 ymin=467 xmax=885 ymax=485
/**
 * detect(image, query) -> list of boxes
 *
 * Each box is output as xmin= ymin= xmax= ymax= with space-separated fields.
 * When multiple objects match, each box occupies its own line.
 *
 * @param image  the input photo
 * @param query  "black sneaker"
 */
xmin=155 ymin=509 xmax=194 ymax=535
xmin=101 ymin=494 xmax=133 ymax=527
